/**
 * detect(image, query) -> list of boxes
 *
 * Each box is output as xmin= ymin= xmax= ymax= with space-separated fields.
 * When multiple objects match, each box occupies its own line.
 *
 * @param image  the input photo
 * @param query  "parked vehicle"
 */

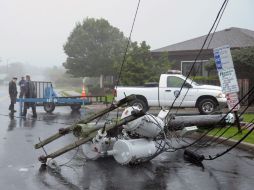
xmin=115 ymin=73 xmax=227 ymax=114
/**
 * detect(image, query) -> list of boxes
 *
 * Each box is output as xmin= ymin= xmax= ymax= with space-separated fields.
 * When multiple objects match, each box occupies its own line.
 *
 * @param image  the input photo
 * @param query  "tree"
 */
xmin=231 ymin=47 xmax=254 ymax=79
xmin=44 ymin=66 xmax=65 ymax=83
xmin=63 ymin=18 xmax=127 ymax=78
xmin=118 ymin=41 xmax=171 ymax=86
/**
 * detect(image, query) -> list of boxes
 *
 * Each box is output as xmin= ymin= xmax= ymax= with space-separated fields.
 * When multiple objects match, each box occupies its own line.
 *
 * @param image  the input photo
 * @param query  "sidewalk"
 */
xmin=63 ymin=90 xmax=81 ymax=96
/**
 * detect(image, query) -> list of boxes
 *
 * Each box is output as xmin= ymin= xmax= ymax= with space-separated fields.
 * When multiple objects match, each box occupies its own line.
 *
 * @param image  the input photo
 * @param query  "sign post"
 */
xmin=213 ymin=45 xmax=241 ymax=132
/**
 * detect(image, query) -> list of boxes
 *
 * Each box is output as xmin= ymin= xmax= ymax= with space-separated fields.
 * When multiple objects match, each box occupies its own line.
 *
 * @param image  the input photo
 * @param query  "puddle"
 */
xmin=19 ymin=168 xmax=29 ymax=172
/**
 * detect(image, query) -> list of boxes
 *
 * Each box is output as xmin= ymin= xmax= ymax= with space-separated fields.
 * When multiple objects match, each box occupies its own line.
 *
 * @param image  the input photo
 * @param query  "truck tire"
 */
xmin=43 ymin=103 xmax=55 ymax=113
xmin=198 ymin=98 xmax=217 ymax=115
xmin=70 ymin=104 xmax=81 ymax=111
xmin=129 ymin=99 xmax=149 ymax=112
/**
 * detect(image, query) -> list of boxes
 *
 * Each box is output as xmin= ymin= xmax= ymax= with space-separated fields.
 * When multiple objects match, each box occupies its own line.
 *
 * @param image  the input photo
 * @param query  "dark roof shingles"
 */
xmin=153 ymin=27 xmax=254 ymax=52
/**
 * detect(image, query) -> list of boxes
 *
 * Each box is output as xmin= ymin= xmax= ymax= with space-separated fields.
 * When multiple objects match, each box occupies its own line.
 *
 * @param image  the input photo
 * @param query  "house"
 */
xmin=152 ymin=27 xmax=254 ymax=77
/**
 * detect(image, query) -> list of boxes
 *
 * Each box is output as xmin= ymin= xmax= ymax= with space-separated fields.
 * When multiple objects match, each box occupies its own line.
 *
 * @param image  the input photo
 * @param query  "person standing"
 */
xmin=9 ymin=77 xmax=18 ymax=114
xmin=18 ymin=76 xmax=26 ymax=98
xmin=22 ymin=75 xmax=37 ymax=118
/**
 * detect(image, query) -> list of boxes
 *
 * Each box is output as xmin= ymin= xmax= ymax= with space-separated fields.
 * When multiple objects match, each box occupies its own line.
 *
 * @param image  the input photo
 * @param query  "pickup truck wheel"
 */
xmin=130 ymin=99 xmax=149 ymax=112
xmin=43 ymin=103 xmax=55 ymax=113
xmin=198 ymin=99 xmax=217 ymax=115
xmin=70 ymin=104 xmax=81 ymax=111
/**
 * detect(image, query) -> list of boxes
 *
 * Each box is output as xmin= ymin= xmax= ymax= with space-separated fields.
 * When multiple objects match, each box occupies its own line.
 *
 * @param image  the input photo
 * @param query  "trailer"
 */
xmin=17 ymin=81 xmax=108 ymax=114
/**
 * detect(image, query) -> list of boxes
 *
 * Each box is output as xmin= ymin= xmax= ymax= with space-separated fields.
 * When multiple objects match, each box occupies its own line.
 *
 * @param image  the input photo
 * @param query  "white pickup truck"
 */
xmin=115 ymin=73 xmax=227 ymax=114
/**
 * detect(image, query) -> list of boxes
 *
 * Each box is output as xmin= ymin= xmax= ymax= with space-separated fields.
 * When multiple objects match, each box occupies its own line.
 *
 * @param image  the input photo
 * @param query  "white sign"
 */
xmin=213 ymin=45 xmax=234 ymax=70
xmin=226 ymin=93 xmax=240 ymax=111
xmin=218 ymin=68 xmax=239 ymax=93
xmin=214 ymin=45 xmax=240 ymax=111
xmin=213 ymin=45 xmax=239 ymax=94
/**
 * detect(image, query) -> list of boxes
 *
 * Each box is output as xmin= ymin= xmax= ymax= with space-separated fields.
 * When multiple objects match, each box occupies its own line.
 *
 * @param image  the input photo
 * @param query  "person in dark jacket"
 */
xmin=9 ymin=77 xmax=18 ymax=114
xmin=18 ymin=76 xmax=26 ymax=98
xmin=22 ymin=75 xmax=37 ymax=118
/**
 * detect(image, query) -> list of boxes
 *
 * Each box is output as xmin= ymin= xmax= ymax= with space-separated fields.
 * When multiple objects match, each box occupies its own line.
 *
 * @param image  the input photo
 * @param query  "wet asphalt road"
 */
xmin=1 ymin=85 xmax=254 ymax=190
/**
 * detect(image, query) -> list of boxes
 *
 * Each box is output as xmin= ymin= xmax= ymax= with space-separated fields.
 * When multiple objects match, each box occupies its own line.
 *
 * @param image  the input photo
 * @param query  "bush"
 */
xmin=190 ymin=76 xmax=219 ymax=85
xmin=88 ymin=86 xmax=105 ymax=96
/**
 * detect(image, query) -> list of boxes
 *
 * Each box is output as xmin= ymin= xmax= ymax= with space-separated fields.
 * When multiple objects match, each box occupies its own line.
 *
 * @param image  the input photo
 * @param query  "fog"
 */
xmin=0 ymin=0 xmax=253 ymax=68
xmin=0 ymin=62 xmax=52 ymax=81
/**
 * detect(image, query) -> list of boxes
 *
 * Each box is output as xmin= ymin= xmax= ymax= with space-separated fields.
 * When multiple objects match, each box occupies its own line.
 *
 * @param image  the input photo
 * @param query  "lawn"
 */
xmin=207 ymin=126 xmax=254 ymax=144
xmin=200 ymin=113 xmax=254 ymax=144
xmin=105 ymin=94 xmax=114 ymax=103
xmin=242 ymin=113 xmax=254 ymax=123
xmin=74 ymin=88 xmax=114 ymax=103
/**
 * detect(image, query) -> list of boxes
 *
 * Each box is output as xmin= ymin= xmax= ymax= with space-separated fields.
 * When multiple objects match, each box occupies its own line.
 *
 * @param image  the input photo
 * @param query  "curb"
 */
xmin=191 ymin=132 xmax=254 ymax=154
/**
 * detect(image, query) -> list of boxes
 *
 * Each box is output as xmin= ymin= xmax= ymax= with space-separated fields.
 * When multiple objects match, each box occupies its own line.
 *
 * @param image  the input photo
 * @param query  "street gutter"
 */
xmin=191 ymin=132 xmax=254 ymax=154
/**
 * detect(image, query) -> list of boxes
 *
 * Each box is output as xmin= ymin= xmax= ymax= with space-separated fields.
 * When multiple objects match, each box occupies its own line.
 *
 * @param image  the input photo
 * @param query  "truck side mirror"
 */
xmin=184 ymin=83 xmax=192 ymax=88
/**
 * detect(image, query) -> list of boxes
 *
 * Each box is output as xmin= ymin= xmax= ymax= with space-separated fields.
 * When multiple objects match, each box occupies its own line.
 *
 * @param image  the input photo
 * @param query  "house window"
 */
xmin=181 ymin=60 xmax=209 ymax=77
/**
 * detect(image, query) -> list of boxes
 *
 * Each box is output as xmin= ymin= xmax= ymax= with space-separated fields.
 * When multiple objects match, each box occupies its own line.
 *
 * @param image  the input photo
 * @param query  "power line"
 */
xmin=204 ymin=121 xmax=254 ymax=160
xmin=114 ymin=0 xmax=141 ymax=88
xmin=1 ymin=1 xmax=142 ymax=135
xmin=206 ymin=0 xmax=229 ymax=48
xmin=175 ymin=0 xmax=229 ymax=114
xmin=214 ymin=119 xmax=254 ymax=147
xmin=100 ymin=0 xmax=141 ymax=129
xmin=193 ymin=91 xmax=254 ymax=149
xmin=167 ymin=85 xmax=254 ymax=151
xmin=165 ymin=0 xmax=229 ymax=118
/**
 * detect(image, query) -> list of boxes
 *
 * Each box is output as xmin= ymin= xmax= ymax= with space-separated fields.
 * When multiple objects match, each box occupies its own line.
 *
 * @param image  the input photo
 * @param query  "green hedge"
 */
xmin=190 ymin=76 xmax=219 ymax=85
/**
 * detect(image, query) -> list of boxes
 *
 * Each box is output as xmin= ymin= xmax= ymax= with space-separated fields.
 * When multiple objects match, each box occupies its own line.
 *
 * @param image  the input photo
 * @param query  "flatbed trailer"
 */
xmin=17 ymin=81 xmax=108 ymax=114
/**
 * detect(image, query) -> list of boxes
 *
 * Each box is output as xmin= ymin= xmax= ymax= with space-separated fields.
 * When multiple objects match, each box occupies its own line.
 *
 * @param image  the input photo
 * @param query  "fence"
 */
xmin=238 ymin=79 xmax=250 ymax=105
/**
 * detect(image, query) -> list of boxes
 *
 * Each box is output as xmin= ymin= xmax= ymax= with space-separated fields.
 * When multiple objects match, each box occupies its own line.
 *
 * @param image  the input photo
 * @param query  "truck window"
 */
xmin=167 ymin=76 xmax=184 ymax=88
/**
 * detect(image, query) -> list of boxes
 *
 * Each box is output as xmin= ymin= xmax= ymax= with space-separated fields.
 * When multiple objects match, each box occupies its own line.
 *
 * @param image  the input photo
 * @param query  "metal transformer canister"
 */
xmin=111 ymin=139 xmax=157 ymax=165
xmin=82 ymin=129 xmax=116 ymax=160
xmin=124 ymin=115 xmax=164 ymax=138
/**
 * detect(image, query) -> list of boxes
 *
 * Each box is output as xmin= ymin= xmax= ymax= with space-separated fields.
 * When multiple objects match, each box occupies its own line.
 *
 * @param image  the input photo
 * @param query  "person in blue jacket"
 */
xmin=18 ymin=76 xmax=26 ymax=98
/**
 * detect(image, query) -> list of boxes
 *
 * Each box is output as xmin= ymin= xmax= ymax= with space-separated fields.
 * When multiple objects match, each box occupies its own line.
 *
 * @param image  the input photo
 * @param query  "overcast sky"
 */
xmin=0 ymin=0 xmax=253 ymax=67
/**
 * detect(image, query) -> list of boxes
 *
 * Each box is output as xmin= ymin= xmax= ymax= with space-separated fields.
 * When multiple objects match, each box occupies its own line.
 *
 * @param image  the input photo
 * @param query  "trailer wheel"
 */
xmin=43 ymin=103 xmax=55 ymax=113
xmin=70 ymin=104 xmax=81 ymax=111
xmin=129 ymin=99 xmax=149 ymax=112
xmin=198 ymin=98 xmax=217 ymax=115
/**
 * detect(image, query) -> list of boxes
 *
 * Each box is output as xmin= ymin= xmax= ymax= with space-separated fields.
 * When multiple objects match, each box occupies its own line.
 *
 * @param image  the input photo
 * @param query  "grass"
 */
xmin=60 ymin=91 xmax=69 ymax=97
xmin=207 ymin=126 xmax=254 ymax=144
xmin=106 ymin=94 xmax=114 ymax=103
xmin=199 ymin=113 xmax=254 ymax=144
xmin=207 ymin=113 xmax=254 ymax=144
xmin=74 ymin=88 xmax=82 ymax=94
xmin=242 ymin=113 xmax=254 ymax=123
xmin=73 ymin=88 xmax=114 ymax=103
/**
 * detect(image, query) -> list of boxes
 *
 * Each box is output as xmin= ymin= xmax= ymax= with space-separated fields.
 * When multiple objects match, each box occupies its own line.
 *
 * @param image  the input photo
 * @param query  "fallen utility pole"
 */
xmin=35 ymin=103 xmax=236 ymax=165
xmin=35 ymin=94 xmax=136 ymax=149
xmin=166 ymin=114 xmax=233 ymax=130
xmin=38 ymin=110 xmax=145 ymax=163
